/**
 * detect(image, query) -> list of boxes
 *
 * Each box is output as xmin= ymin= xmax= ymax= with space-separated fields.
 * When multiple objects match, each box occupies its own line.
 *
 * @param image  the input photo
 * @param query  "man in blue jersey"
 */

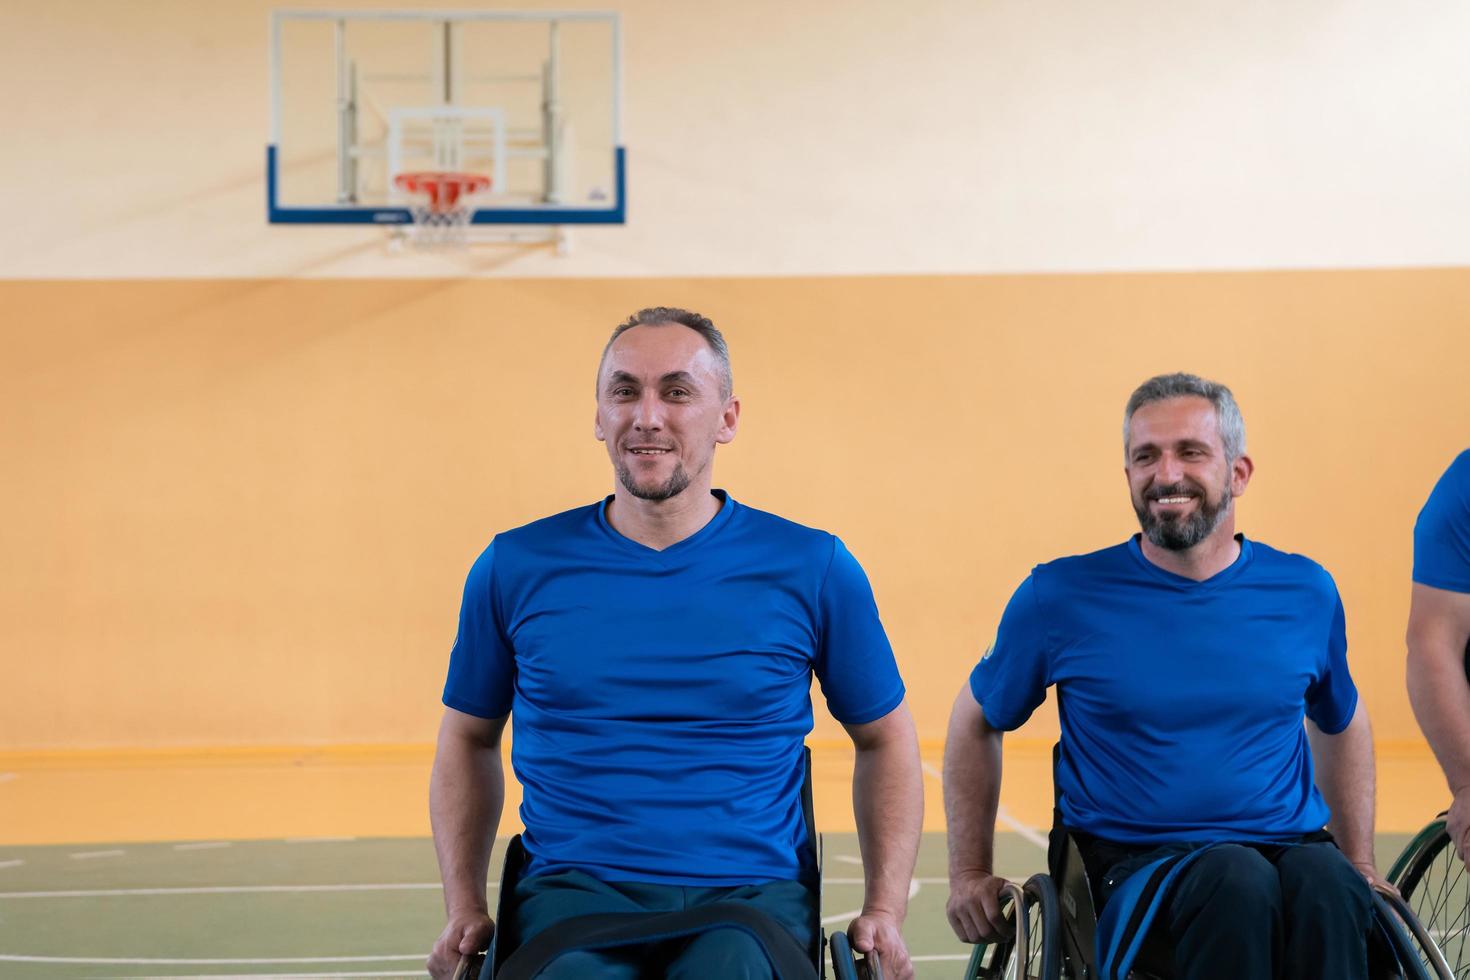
xmin=943 ymin=373 xmax=1384 ymax=979
xmin=424 ymin=308 xmax=923 ymax=980
xmin=1407 ymin=450 xmax=1470 ymax=863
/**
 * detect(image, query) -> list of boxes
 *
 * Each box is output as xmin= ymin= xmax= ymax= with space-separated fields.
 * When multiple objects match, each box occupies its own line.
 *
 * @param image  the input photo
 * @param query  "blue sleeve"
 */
xmin=812 ymin=537 xmax=906 ymax=725
xmin=1305 ymin=590 xmax=1358 ymax=734
xmin=968 ymin=574 xmax=1051 ymax=731
xmin=1414 ymin=450 xmax=1470 ymax=593
xmin=441 ymin=542 xmax=516 ymax=719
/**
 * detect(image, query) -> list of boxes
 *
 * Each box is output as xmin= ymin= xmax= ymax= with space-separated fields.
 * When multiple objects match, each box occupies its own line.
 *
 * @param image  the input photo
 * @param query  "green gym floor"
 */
xmin=0 ymin=831 xmax=1428 ymax=980
xmin=0 ymin=743 xmax=1441 ymax=979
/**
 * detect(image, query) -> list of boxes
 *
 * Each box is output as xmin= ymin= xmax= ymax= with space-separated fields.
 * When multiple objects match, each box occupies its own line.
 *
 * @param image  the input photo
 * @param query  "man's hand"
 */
xmin=847 ymin=910 xmax=913 ymax=980
xmin=1349 ymin=859 xmax=1399 ymax=899
xmin=1449 ymin=786 xmax=1470 ymax=867
xmin=946 ymin=871 xmax=1012 ymax=944
xmin=426 ymin=911 xmax=493 ymax=980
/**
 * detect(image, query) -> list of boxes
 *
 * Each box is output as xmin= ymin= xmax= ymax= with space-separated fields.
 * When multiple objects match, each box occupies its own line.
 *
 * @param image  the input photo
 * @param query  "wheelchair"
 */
xmin=1388 ymin=811 xmax=1469 ymax=979
xmin=453 ymin=748 xmax=882 ymax=979
xmin=961 ymin=748 xmax=1454 ymax=980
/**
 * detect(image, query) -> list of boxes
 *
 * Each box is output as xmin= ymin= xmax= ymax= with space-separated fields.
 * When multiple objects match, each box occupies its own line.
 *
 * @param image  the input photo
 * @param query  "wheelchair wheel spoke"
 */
xmin=1398 ymin=826 xmax=1470 ymax=978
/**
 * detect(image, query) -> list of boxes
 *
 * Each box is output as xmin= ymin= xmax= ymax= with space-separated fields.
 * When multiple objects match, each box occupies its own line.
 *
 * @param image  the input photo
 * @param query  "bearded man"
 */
xmin=942 ymin=373 xmax=1384 ymax=980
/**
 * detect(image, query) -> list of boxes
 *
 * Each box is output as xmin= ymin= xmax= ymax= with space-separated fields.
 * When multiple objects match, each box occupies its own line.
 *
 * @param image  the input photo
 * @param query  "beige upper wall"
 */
xmin=4 ymin=0 xmax=1470 ymax=278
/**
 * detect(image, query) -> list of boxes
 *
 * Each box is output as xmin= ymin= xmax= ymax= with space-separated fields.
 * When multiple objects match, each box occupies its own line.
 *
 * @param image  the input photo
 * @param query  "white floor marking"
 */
xmin=173 ymin=842 xmax=232 ymax=851
xmin=833 ymin=854 xmax=864 ymax=865
xmin=921 ymin=759 xmax=1049 ymax=851
xmin=821 ymin=878 xmax=921 ymax=925
xmin=0 ymin=773 xmax=16 ymax=783
xmin=996 ymin=804 xmax=1050 ymax=850
xmin=0 ymin=954 xmax=424 ymax=965
xmin=0 ymin=881 xmax=501 ymax=899
xmin=283 ymin=836 xmax=357 ymax=844
xmin=821 ymin=906 xmax=864 ymax=926
xmin=69 ymin=849 xmax=126 ymax=860
xmin=0 ymin=860 xmax=23 ymax=870
xmin=100 ymin=974 xmax=424 ymax=980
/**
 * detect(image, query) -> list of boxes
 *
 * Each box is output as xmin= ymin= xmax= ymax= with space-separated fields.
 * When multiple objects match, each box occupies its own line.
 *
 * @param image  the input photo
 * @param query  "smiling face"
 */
xmin=1125 ymin=396 xmax=1250 ymax=552
xmin=594 ymin=323 xmax=739 ymax=502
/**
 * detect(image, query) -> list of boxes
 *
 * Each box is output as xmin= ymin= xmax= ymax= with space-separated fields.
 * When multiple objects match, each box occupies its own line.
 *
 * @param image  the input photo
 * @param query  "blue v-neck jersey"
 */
xmin=970 ymin=536 xmax=1358 ymax=844
xmin=443 ymin=491 xmax=906 ymax=885
xmin=1414 ymin=449 xmax=1470 ymax=593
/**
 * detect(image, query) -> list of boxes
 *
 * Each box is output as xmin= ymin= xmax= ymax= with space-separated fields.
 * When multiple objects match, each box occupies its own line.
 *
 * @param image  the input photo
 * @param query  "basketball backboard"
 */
xmin=267 ymin=9 xmax=624 ymax=227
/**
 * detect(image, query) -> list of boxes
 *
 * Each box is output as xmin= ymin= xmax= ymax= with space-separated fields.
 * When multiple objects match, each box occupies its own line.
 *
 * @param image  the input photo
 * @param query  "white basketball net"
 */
xmin=405 ymin=199 xmax=475 ymax=249
xmin=394 ymin=172 xmax=490 ymax=249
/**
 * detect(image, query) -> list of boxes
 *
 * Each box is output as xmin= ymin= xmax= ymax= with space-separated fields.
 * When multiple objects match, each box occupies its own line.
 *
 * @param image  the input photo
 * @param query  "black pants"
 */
xmin=1082 ymin=833 xmax=1373 ymax=980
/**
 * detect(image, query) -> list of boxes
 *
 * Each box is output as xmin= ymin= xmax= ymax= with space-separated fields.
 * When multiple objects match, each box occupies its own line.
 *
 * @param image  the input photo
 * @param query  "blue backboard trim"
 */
xmin=266 ymin=145 xmax=626 ymax=226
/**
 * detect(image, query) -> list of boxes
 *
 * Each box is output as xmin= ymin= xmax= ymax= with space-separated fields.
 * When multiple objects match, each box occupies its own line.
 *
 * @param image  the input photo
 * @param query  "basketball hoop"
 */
xmin=393 ymin=171 xmax=491 ymax=248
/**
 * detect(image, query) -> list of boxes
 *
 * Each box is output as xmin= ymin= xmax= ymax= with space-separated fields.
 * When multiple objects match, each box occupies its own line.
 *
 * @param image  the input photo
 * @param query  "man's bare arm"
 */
xmin=942 ymin=686 xmax=1010 ymax=943
xmin=1406 ymin=582 xmax=1470 ymax=860
xmin=841 ymin=700 xmax=923 ymax=980
xmin=426 ymin=707 xmax=508 ymax=980
xmin=1307 ymin=702 xmax=1383 ymax=886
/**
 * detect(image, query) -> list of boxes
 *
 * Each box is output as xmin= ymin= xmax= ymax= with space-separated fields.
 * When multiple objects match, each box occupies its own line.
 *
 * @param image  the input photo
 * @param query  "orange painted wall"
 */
xmin=3 ymin=270 xmax=1466 ymax=751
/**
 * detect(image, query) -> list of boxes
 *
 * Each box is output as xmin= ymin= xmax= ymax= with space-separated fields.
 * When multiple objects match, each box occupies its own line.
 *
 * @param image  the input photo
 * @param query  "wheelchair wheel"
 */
xmin=830 ymin=930 xmax=884 ymax=980
xmin=963 ymin=874 xmax=1062 ymax=980
xmin=1390 ymin=817 xmax=1467 ymax=978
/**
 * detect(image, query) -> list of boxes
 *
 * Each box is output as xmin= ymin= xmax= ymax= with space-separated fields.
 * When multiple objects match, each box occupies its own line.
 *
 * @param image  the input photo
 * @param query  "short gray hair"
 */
xmin=1123 ymin=372 xmax=1246 ymax=461
xmin=598 ymin=307 xmax=733 ymax=399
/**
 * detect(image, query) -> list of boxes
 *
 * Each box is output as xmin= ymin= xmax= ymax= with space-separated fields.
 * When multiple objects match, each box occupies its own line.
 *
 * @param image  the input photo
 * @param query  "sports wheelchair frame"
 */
xmin=961 ymin=748 xmax=1453 ymax=980
xmin=453 ymin=748 xmax=882 ymax=979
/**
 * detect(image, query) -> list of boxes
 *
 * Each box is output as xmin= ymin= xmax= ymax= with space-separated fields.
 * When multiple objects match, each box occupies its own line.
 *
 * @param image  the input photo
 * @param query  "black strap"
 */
xmin=495 ymin=902 xmax=818 ymax=980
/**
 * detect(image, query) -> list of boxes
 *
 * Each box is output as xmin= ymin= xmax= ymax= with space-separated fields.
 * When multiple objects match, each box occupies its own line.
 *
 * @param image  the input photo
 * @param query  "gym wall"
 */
xmin=3 ymin=0 xmax=1468 ymax=752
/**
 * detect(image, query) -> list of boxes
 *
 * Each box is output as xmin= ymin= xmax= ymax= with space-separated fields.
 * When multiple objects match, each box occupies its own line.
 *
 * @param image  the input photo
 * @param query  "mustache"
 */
xmin=1145 ymin=481 xmax=1205 ymax=501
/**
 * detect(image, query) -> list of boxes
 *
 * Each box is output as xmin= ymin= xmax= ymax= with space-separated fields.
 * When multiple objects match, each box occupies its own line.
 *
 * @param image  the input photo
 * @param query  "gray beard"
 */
xmin=1135 ymin=485 xmax=1232 ymax=551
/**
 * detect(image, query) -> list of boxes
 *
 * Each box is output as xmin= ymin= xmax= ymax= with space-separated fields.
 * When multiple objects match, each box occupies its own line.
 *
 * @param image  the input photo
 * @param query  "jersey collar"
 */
xmin=1126 ymin=532 xmax=1254 ymax=589
xmin=596 ymin=489 xmax=737 ymax=557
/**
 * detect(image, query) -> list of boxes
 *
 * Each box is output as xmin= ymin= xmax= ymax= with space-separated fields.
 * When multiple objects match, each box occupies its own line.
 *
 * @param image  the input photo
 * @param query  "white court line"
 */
xmin=825 ymin=877 xmax=946 ymax=885
xmin=105 ymin=975 xmax=425 ymax=980
xmin=821 ymin=878 xmax=921 ymax=925
xmin=0 ymin=954 xmax=424 ymax=965
xmin=173 ymin=842 xmax=232 ymax=851
xmin=821 ymin=906 xmax=863 ymax=926
xmin=284 ymin=836 xmax=356 ymax=844
xmin=0 ymin=882 xmax=488 ymax=899
xmin=70 ymin=849 xmax=126 ymax=860
xmin=921 ymin=760 xmax=1048 ymax=851
xmin=996 ymin=804 xmax=1049 ymax=850
xmin=0 ymin=860 xmax=24 ymax=870
xmin=833 ymin=854 xmax=864 ymax=865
